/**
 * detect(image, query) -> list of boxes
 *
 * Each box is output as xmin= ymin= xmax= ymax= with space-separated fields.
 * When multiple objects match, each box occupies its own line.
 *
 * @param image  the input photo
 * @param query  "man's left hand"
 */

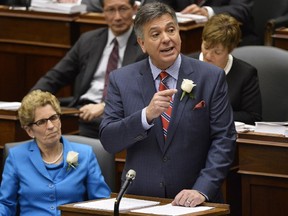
xmin=171 ymin=189 xmax=206 ymax=207
xmin=79 ymin=103 xmax=105 ymax=121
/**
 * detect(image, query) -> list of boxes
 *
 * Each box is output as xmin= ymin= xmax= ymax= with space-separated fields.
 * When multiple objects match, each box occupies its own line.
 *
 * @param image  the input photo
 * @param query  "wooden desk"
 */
xmin=271 ymin=27 xmax=288 ymax=50
xmin=237 ymin=132 xmax=288 ymax=216
xmin=75 ymin=12 xmax=204 ymax=54
xmin=0 ymin=7 xmax=77 ymax=101
xmin=59 ymin=193 xmax=230 ymax=216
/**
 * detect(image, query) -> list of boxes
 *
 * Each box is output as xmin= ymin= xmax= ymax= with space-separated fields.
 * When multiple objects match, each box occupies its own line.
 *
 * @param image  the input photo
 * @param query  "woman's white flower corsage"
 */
xmin=66 ymin=151 xmax=79 ymax=171
xmin=180 ymin=79 xmax=196 ymax=101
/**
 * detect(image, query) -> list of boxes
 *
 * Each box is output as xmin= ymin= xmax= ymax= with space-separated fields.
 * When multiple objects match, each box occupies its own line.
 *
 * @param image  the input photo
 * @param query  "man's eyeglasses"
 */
xmin=29 ymin=114 xmax=60 ymax=127
xmin=104 ymin=6 xmax=132 ymax=16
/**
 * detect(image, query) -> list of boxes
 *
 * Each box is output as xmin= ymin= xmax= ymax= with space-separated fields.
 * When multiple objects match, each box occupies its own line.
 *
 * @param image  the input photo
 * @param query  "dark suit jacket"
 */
xmin=144 ymin=0 xmax=259 ymax=45
xmin=82 ymin=0 xmax=102 ymax=12
xmin=190 ymin=53 xmax=262 ymax=124
xmin=100 ymin=54 xmax=236 ymax=202
xmin=31 ymin=28 xmax=145 ymax=107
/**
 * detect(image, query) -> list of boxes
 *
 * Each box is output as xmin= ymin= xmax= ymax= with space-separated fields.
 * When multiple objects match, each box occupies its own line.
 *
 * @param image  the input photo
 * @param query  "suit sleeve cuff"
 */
xmin=197 ymin=190 xmax=209 ymax=202
xmin=141 ymin=108 xmax=154 ymax=130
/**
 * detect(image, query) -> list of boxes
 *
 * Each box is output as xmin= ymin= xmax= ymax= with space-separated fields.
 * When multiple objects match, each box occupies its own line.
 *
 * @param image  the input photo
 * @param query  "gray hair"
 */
xmin=134 ymin=2 xmax=178 ymax=39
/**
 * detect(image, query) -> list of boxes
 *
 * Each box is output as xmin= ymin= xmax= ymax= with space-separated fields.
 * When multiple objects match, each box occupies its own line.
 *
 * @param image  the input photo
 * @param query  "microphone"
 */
xmin=114 ymin=169 xmax=136 ymax=216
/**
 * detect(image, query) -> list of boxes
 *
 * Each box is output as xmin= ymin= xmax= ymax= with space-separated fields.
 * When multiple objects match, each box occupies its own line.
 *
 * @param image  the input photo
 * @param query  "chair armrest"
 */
xmin=265 ymin=13 xmax=288 ymax=45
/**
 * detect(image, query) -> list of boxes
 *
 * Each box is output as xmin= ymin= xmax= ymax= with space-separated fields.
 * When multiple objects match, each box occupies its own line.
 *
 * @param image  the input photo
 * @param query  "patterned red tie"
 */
xmin=102 ymin=38 xmax=119 ymax=100
xmin=159 ymin=71 xmax=173 ymax=139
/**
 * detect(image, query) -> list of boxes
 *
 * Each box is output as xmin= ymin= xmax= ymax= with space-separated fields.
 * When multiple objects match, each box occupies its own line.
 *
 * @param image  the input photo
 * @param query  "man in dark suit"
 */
xmin=144 ymin=0 xmax=259 ymax=45
xmin=100 ymin=2 xmax=236 ymax=206
xmin=32 ymin=0 xmax=145 ymax=138
xmin=81 ymin=0 xmax=102 ymax=12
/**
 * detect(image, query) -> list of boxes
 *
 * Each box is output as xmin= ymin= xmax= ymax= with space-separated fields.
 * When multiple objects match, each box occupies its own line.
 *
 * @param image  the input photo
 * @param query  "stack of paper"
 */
xmin=255 ymin=122 xmax=288 ymax=136
xmin=234 ymin=121 xmax=255 ymax=133
xmin=0 ymin=102 xmax=21 ymax=110
xmin=30 ymin=0 xmax=87 ymax=14
xmin=176 ymin=12 xmax=208 ymax=24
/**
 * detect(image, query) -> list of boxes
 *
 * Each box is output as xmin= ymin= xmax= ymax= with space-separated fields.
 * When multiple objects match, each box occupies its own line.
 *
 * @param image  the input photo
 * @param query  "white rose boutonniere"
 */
xmin=180 ymin=79 xmax=196 ymax=101
xmin=66 ymin=151 xmax=79 ymax=171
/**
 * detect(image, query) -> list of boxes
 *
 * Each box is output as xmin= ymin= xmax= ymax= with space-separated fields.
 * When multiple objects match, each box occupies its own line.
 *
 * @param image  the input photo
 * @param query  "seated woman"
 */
xmin=189 ymin=13 xmax=262 ymax=125
xmin=0 ymin=90 xmax=111 ymax=216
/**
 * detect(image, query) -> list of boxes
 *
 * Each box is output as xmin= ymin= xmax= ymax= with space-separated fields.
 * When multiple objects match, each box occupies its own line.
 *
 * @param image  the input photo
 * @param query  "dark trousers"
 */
xmin=77 ymin=99 xmax=102 ymax=139
xmin=78 ymin=117 xmax=102 ymax=139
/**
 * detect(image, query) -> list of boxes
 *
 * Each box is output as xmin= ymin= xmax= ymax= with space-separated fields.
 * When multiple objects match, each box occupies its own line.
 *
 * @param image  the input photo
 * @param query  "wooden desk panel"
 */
xmin=237 ymin=132 xmax=288 ymax=216
xmin=272 ymin=27 xmax=288 ymax=50
xmin=59 ymin=193 xmax=230 ymax=216
xmin=0 ymin=8 xmax=77 ymax=101
xmin=75 ymin=13 xmax=204 ymax=54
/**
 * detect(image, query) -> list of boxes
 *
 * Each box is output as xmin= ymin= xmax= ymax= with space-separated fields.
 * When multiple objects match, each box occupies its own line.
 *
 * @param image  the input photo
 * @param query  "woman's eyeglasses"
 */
xmin=29 ymin=114 xmax=60 ymax=127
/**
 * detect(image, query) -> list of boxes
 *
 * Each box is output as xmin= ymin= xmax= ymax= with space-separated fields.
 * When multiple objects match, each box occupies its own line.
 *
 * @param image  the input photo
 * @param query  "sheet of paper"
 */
xmin=74 ymin=197 xmax=160 ymax=211
xmin=235 ymin=121 xmax=255 ymax=133
xmin=131 ymin=203 xmax=214 ymax=215
xmin=0 ymin=102 xmax=21 ymax=110
xmin=176 ymin=12 xmax=208 ymax=23
xmin=255 ymin=121 xmax=288 ymax=136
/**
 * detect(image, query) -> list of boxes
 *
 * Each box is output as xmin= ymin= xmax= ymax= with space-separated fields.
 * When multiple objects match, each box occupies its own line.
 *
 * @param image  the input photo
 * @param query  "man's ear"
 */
xmin=137 ymin=37 xmax=146 ymax=53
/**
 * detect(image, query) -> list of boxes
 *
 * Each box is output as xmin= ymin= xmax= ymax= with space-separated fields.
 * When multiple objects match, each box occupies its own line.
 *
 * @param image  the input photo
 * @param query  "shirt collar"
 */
xmin=150 ymin=54 xmax=182 ymax=80
xmin=107 ymin=26 xmax=133 ymax=48
xmin=199 ymin=52 xmax=233 ymax=75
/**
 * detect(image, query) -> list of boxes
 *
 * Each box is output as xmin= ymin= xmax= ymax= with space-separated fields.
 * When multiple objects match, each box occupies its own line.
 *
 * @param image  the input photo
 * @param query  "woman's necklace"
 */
xmin=42 ymin=148 xmax=64 ymax=165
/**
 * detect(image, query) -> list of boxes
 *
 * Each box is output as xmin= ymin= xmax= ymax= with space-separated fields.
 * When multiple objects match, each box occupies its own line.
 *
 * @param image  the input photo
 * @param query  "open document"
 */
xmin=131 ymin=203 xmax=214 ymax=215
xmin=74 ymin=197 xmax=159 ymax=211
xmin=73 ymin=197 xmax=214 ymax=215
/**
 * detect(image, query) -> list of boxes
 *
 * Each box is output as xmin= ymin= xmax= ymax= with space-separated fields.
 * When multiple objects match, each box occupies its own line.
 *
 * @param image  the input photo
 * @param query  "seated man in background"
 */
xmin=31 ymin=0 xmax=145 ymax=138
xmin=189 ymin=14 xmax=262 ymax=125
xmin=144 ymin=0 xmax=260 ymax=45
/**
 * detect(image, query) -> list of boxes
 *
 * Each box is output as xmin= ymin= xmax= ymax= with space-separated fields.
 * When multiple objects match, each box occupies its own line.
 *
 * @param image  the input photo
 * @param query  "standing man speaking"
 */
xmin=100 ymin=2 xmax=236 ymax=207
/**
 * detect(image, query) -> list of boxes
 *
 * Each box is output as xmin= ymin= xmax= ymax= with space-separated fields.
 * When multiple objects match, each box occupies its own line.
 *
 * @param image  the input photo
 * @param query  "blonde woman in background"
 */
xmin=0 ymin=90 xmax=110 ymax=216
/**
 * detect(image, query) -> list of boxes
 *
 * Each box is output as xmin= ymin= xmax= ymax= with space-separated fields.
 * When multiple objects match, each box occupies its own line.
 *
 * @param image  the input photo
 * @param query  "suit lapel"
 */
xmin=164 ymin=56 xmax=194 ymax=152
xmin=137 ymin=60 xmax=166 ymax=150
xmin=29 ymin=138 xmax=72 ymax=182
xmin=79 ymin=29 xmax=108 ymax=96
xmin=123 ymin=32 xmax=140 ymax=65
xmin=29 ymin=141 xmax=52 ymax=181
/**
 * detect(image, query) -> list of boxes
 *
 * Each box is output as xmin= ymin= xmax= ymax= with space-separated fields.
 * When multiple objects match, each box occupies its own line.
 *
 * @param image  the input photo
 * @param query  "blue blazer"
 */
xmin=0 ymin=137 xmax=110 ymax=216
xmin=100 ymin=55 xmax=236 ymax=202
